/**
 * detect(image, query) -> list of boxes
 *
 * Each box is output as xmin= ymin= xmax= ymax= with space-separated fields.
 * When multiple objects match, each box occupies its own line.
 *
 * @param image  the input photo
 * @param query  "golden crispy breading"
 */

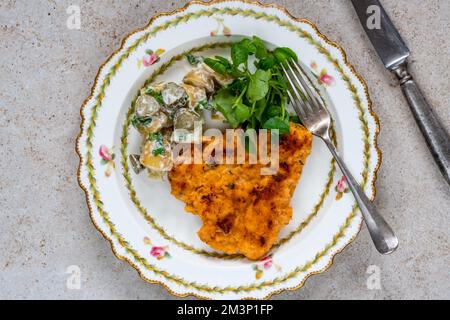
xmin=169 ymin=124 xmax=312 ymax=260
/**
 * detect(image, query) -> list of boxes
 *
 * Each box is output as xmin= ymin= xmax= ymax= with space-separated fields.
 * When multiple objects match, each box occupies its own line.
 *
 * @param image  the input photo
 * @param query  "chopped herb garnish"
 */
xmin=152 ymin=147 xmax=166 ymax=157
xmin=195 ymin=99 xmax=212 ymax=111
xmin=148 ymin=132 xmax=163 ymax=142
xmin=185 ymin=54 xmax=202 ymax=66
xmin=131 ymin=115 xmax=152 ymax=129
xmin=144 ymin=87 xmax=165 ymax=106
xmin=148 ymin=132 xmax=165 ymax=156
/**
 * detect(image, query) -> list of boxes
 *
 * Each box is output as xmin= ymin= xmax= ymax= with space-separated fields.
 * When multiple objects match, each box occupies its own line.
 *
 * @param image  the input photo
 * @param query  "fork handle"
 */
xmin=324 ymin=138 xmax=399 ymax=255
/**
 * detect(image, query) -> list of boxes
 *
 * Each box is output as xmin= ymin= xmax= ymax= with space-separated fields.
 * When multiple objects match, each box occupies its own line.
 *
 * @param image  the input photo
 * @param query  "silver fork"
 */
xmin=281 ymin=58 xmax=398 ymax=255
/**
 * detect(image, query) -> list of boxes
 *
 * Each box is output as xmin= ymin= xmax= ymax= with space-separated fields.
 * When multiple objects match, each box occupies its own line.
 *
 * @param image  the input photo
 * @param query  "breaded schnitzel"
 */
xmin=169 ymin=124 xmax=312 ymax=260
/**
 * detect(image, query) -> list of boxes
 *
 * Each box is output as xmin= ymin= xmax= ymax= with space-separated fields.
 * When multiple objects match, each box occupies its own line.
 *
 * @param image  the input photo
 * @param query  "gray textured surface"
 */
xmin=0 ymin=0 xmax=449 ymax=300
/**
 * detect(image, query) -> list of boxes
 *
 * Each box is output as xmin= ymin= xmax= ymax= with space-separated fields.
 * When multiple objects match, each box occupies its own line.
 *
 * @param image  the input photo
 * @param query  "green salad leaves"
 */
xmin=205 ymin=36 xmax=298 ymax=134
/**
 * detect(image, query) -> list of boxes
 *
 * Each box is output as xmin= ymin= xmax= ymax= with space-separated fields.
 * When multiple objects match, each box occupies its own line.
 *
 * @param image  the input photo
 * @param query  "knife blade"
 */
xmin=351 ymin=0 xmax=450 ymax=185
xmin=351 ymin=0 xmax=410 ymax=70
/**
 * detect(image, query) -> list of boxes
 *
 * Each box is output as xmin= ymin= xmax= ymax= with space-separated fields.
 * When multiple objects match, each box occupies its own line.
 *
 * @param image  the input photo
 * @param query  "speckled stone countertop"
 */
xmin=1 ymin=0 xmax=449 ymax=300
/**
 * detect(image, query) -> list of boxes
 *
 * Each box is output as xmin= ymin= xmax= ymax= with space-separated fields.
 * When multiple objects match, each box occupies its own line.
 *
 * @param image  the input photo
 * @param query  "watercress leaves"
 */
xmin=204 ymin=57 xmax=228 ymax=75
xmin=252 ymin=36 xmax=268 ymax=59
xmin=234 ymin=103 xmax=251 ymax=122
xmin=265 ymin=104 xmax=282 ymax=118
xmin=253 ymin=99 xmax=267 ymax=122
xmin=262 ymin=116 xmax=290 ymax=135
xmin=214 ymin=56 xmax=232 ymax=68
xmin=273 ymin=47 xmax=298 ymax=63
xmin=208 ymin=36 xmax=300 ymax=135
xmin=213 ymin=89 xmax=240 ymax=128
xmin=247 ymin=69 xmax=271 ymax=103
xmin=231 ymin=44 xmax=248 ymax=67
xmin=214 ymin=88 xmax=252 ymax=127
xmin=239 ymin=38 xmax=257 ymax=55
xmin=228 ymin=79 xmax=248 ymax=95
xmin=255 ymin=54 xmax=277 ymax=71
xmin=204 ymin=56 xmax=241 ymax=77
xmin=231 ymin=38 xmax=258 ymax=67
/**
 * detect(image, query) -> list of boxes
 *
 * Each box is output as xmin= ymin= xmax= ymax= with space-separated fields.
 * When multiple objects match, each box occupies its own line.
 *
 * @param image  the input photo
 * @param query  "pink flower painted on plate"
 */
xmin=310 ymin=61 xmax=336 ymax=87
xmin=319 ymin=73 xmax=336 ymax=86
xmin=99 ymin=145 xmax=115 ymax=177
xmin=99 ymin=145 xmax=113 ymax=161
xmin=252 ymin=255 xmax=281 ymax=280
xmin=143 ymin=237 xmax=171 ymax=260
xmin=150 ymin=246 xmax=167 ymax=259
xmin=143 ymin=53 xmax=159 ymax=67
xmin=138 ymin=49 xmax=165 ymax=69
xmin=335 ymin=176 xmax=350 ymax=200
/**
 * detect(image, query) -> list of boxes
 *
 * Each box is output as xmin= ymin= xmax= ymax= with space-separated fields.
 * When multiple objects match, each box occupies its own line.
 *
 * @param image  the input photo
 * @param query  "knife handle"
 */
xmin=393 ymin=63 xmax=450 ymax=185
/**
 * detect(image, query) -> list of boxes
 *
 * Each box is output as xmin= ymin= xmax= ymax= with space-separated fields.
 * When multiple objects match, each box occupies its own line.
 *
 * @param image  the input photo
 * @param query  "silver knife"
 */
xmin=351 ymin=0 xmax=450 ymax=185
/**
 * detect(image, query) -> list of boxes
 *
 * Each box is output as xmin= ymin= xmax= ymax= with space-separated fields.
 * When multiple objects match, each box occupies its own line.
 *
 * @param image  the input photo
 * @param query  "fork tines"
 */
xmin=280 ymin=58 xmax=332 ymax=134
xmin=282 ymin=58 xmax=324 ymax=111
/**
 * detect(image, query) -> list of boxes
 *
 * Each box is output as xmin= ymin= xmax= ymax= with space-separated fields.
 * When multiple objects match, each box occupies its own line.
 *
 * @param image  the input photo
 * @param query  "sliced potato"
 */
xmin=173 ymin=109 xmax=202 ymax=144
xmin=136 ymin=112 xmax=169 ymax=136
xmin=203 ymin=64 xmax=234 ymax=87
xmin=161 ymin=82 xmax=188 ymax=113
xmin=135 ymin=94 xmax=161 ymax=118
xmin=183 ymin=67 xmax=215 ymax=93
xmin=182 ymin=83 xmax=207 ymax=109
xmin=140 ymin=137 xmax=173 ymax=172
xmin=141 ymin=82 xmax=165 ymax=96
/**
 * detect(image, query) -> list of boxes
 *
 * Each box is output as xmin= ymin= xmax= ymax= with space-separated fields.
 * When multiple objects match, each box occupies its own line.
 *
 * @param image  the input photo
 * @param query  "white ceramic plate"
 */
xmin=77 ymin=0 xmax=381 ymax=300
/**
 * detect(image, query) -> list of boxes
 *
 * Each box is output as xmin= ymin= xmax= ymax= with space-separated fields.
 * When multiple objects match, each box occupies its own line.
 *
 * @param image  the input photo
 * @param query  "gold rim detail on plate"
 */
xmin=76 ymin=0 xmax=381 ymax=299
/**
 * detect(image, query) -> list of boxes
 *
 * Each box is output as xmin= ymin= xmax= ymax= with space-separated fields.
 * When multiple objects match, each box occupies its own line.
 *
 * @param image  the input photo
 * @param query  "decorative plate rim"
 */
xmin=76 ymin=0 xmax=381 ymax=300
